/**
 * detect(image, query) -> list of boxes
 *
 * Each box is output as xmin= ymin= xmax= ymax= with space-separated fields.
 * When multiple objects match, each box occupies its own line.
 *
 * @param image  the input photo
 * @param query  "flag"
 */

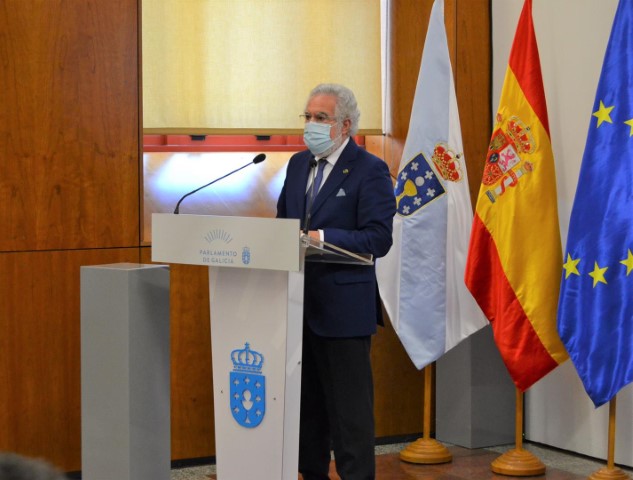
xmin=464 ymin=0 xmax=568 ymax=391
xmin=557 ymin=0 xmax=633 ymax=408
xmin=376 ymin=0 xmax=487 ymax=370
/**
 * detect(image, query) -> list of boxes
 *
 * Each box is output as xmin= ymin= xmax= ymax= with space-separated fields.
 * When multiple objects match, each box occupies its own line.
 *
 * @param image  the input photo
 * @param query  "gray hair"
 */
xmin=0 ymin=453 xmax=67 ymax=480
xmin=307 ymin=83 xmax=361 ymax=136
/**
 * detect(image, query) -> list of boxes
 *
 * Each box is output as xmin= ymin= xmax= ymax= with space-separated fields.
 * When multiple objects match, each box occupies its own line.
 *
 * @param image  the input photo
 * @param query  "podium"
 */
xmin=152 ymin=213 xmax=371 ymax=480
xmin=81 ymin=263 xmax=171 ymax=480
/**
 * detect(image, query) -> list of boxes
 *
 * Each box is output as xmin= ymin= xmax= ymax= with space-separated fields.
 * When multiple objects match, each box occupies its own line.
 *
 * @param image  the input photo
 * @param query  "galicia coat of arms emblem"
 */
xmin=242 ymin=246 xmax=251 ymax=265
xmin=395 ymin=152 xmax=446 ymax=217
xmin=229 ymin=343 xmax=265 ymax=428
xmin=395 ymin=143 xmax=463 ymax=217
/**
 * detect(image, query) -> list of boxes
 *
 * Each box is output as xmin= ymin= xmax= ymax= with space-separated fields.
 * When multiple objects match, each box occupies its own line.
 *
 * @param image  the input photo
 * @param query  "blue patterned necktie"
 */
xmin=307 ymin=158 xmax=327 ymax=210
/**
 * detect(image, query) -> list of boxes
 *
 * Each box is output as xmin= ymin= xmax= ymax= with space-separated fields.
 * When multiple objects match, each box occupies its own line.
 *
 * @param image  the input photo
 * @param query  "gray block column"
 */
xmin=436 ymin=326 xmax=515 ymax=448
xmin=81 ymin=263 xmax=170 ymax=480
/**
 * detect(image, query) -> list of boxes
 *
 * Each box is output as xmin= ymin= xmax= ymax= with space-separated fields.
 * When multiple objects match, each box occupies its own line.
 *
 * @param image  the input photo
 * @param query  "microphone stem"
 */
xmin=173 ymin=161 xmax=254 ymax=214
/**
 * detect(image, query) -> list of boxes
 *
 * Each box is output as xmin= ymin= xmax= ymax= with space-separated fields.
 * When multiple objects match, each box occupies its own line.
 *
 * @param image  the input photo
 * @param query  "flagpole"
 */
xmin=399 ymin=364 xmax=452 ymax=464
xmin=490 ymin=388 xmax=545 ymax=476
xmin=588 ymin=396 xmax=631 ymax=480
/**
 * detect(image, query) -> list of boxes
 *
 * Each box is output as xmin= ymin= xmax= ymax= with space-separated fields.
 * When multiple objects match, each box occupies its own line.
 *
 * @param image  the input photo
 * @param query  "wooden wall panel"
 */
xmin=167 ymin=263 xmax=215 ymax=460
xmin=384 ymin=0 xmax=434 ymax=176
xmin=0 ymin=0 xmax=139 ymax=252
xmin=140 ymin=248 xmax=217 ymax=461
xmin=0 ymin=248 xmax=142 ymax=472
xmin=372 ymin=312 xmax=426 ymax=437
xmin=455 ymin=0 xmax=492 ymax=203
xmin=0 ymin=0 xmax=141 ymax=473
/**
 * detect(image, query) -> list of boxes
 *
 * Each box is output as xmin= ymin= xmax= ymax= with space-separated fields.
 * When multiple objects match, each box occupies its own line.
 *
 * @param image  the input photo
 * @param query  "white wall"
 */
xmin=492 ymin=0 xmax=632 ymax=467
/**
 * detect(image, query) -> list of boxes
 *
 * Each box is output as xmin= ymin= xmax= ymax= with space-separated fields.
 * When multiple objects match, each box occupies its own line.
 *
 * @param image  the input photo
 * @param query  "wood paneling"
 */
xmin=455 ymin=0 xmax=492 ymax=204
xmin=0 ymin=248 xmax=142 ymax=471
xmin=141 ymin=248 xmax=217 ymax=461
xmin=0 ymin=0 xmax=140 ymax=252
xmin=167 ymin=263 xmax=216 ymax=460
xmin=373 ymin=311 xmax=426 ymax=437
xmin=384 ymin=0 xmax=434 ymax=176
xmin=0 ymin=0 xmax=141 ymax=472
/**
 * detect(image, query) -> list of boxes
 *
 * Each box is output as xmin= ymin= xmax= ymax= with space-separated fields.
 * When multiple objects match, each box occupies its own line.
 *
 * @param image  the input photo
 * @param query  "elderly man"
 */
xmin=277 ymin=83 xmax=396 ymax=480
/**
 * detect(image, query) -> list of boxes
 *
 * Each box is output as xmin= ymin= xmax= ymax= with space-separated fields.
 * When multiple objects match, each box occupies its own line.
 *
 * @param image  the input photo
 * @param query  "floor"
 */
xmin=170 ymin=442 xmax=633 ymax=479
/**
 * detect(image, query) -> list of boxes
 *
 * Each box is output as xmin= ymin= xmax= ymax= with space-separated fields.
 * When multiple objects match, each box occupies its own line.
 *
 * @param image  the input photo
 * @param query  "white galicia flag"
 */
xmin=376 ymin=0 xmax=486 ymax=369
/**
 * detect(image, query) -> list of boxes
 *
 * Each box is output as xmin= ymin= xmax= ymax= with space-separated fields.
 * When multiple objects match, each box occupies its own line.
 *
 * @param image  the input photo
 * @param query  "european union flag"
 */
xmin=557 ymin=0 xmax=633 ymax=407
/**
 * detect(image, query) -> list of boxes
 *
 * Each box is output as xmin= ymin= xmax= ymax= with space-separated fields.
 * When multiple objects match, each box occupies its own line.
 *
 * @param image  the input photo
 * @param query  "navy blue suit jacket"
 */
xmin=277 ymin=139 xmax=396 ymax=337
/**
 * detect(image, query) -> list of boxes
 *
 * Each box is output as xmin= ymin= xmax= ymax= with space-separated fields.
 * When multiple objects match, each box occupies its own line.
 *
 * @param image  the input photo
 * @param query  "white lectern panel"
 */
xmin=209 ymin=267 xmax=304 ymax=480
xmin=152 ymin=213 xmax=300 ymax=271
xmin=150 ymin=214 xmax=359 ymax=479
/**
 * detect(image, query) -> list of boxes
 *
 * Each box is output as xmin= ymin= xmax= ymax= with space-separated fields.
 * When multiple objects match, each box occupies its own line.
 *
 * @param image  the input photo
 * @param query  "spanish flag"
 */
xmin=465 ymin=0 xmax=568 ymax=391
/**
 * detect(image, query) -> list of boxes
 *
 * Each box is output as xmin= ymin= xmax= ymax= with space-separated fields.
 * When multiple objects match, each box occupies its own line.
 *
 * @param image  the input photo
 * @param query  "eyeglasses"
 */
xmin=299 ymin=112 xmax=338 ymax=123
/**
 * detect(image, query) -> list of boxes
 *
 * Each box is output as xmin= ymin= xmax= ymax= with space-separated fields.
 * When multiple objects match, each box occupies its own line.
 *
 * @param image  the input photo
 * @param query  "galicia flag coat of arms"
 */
xmin=229 ymin=343 xmax=266 ymax=428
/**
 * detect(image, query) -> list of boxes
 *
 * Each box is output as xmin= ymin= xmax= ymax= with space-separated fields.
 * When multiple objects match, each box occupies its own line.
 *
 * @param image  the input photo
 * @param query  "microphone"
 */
xmin=303 ymin=157 xmax=318 ymax=234
xmin=173 ymin=153 xmax=266 ymax=214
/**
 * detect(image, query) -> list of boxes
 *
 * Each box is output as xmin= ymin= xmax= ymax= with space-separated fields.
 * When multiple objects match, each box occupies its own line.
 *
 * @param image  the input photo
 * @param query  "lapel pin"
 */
xmin=343 ymin=169 xmax=349 ymax=174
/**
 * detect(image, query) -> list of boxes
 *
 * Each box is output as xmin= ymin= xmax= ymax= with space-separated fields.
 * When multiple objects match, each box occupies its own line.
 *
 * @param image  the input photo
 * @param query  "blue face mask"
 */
xmin=303 ymin=122 xmax=335 ymax=156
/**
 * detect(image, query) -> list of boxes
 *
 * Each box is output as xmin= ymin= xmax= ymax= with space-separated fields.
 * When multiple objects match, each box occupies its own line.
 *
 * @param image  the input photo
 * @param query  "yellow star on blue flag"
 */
xmin=557 ymin=0 xmax=633 ymax=407
xmin=592 ymin=100 xmax=614 ymax=127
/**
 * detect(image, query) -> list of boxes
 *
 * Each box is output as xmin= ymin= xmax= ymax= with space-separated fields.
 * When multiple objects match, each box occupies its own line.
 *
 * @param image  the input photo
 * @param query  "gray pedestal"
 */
xmin=436 ymin=326 xmax=515 ymax=448
xmin=81 ymin=263 xmax=170 ymax=480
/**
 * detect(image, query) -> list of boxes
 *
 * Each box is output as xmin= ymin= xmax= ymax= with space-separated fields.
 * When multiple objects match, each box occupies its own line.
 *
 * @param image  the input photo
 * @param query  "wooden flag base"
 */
xmin=491 ymin=448 xmax=546 ymax=476
xmin=399 ymin=437 xmax=452 ymax=464
xmin=589 ymin=467 xmax=631 ymax=480
xmin=400 ymin=365 xmax=452 ymax=465
xmin=491 ymin=388 xmax=545 ymax=476
xmin=587 ymin=398 xmax=631 ymax=480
